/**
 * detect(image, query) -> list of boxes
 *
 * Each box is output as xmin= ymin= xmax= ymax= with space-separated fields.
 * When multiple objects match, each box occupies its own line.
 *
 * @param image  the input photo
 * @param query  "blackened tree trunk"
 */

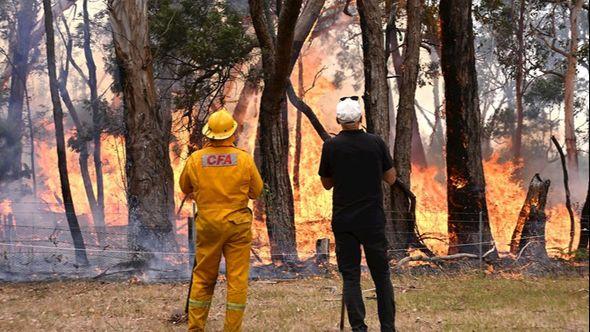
xmin=42 ymin=0 xmax=88 ymax=265
xmin=249 ymin=0 xmax=304 ymax=263
xmin=109 ymin=0 xmax=177 ymax=256
xmin=390 ymin=0 xmax=422 ymax=256
xmin=6 ymin=0 xmax=35 ymax=180
xmin=439 ymin=0 xmax=496 ymax=256
xmin=82 ymin=0 xmax=106 ymax=242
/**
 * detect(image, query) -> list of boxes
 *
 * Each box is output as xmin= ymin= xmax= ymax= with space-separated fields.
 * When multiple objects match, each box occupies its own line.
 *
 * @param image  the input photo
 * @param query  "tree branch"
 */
xmin=286 ymin=80 xmax=331 ymax=142
xmin=289 ymin=0 xmax=326 ymax=70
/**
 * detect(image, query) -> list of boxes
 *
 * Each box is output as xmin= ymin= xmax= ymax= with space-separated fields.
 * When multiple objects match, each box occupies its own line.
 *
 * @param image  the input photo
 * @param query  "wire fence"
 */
xmin=0 ymin=204 xmax=586 ymax=282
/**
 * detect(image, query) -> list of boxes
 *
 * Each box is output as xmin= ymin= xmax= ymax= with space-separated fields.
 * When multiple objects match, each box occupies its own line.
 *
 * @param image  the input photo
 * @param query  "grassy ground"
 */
xmin=0 ymin=272 xmax=588 ymax=331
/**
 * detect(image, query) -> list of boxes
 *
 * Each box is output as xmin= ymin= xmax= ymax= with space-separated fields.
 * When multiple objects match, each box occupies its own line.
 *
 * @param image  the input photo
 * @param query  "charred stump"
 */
xmin=516 ymin=206 xmax=549 ymax=261
xmin=510 ymin=174 xmax=550 ymax=258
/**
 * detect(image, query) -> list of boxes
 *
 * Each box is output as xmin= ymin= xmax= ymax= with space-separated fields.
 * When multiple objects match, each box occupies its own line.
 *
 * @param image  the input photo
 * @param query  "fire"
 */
xmin=33 ymin=115 xmax=193 ymax=230
xmin=0 ymin=199 xmax=12 ymax=215
xmin=26 ymin=116 xmax=577 ymax=259
xmin=3 ymin=26 xmax=580 ymax=262
xmin=410 ymin=154 xmax=576 ymax=254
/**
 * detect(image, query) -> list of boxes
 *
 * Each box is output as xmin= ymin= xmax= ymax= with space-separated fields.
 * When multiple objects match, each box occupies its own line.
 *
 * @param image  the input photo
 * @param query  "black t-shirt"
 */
xmin=318 ymin=129 xmax=393 ymax=232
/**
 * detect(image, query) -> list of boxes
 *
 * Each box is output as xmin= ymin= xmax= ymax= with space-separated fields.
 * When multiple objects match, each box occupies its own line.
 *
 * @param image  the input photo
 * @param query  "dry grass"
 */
xmin=0 ymin=272 xmax=588 ymax=331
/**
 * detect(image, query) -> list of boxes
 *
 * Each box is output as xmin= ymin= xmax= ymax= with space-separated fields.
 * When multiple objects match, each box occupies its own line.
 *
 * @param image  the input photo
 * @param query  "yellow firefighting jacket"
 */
xmin=179 ymin=142 xmax=263 ymax=223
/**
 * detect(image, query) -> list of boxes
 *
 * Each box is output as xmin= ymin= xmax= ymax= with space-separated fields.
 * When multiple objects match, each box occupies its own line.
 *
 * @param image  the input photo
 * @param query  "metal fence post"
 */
xmin=478 ymin=211 xmax=483 ymax=267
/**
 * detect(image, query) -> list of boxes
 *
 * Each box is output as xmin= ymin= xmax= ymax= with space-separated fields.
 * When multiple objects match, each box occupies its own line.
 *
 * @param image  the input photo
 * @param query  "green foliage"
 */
xmin=524 ymin=75 xmax=564 ymax=106
xmin=149 ymin=0 xmax=254 ymax=112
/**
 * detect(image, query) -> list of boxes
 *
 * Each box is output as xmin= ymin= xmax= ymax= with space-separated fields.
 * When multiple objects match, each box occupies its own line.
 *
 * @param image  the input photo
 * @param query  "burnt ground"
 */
xmin=0 ymin=270 xmax=588 ymax=331
xmin=0 ymin=257 xmax=588 ymax=331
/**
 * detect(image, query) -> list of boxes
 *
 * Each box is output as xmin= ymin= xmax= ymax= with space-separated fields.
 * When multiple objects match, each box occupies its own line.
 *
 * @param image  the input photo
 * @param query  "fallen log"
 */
xmin=510 ymin=174 xmax=550 ymax=255
xmin=396 ymin=245 xmax=496 ymax=267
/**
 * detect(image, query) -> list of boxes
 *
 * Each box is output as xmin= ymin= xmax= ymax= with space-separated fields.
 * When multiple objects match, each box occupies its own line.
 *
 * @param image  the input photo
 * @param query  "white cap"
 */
xmin=336 ymin=98 xmax=362 ymax=123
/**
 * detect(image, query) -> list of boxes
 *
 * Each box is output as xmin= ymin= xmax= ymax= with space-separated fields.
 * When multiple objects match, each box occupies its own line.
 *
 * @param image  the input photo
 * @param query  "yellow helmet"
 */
xmin=202 ymin=108 xmax=238 ymax=140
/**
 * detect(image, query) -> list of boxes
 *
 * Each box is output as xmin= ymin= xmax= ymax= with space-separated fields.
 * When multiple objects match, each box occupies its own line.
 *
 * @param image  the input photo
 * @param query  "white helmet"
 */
xmin=336 ymin=96 xmax=362 ymax=124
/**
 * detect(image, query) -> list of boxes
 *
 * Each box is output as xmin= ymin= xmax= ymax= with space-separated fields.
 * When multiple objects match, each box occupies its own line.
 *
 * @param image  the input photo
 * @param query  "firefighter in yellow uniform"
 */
xmin=180 ymin=108 xmax=263 ymax=332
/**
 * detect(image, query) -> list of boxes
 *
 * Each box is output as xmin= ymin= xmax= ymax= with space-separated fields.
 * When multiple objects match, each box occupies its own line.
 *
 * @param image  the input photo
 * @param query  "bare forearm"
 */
xmin=383 ymin=167 xmax=397 ymax=185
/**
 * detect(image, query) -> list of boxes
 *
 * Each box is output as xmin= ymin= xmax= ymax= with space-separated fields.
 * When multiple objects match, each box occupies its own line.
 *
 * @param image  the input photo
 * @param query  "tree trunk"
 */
xmin=411 ymin=111 xmax=428 ymax=167
xmin=579 ymin=174 xmax=589 ymax=251
xmin=259 ymin=108 xmax=298 ymax=263
xmin=429 ymin=73 xmax=445 ymax=163
xmin=57 ymin=14 xmax=107 ymax=247
xmin=234 ymin=60 xmax=262 ymax=145
xmin=358 ymin=0 xmax=389 ymax=140
xmin=579 ymin=116 xmax=589 ymax=252
xmin=82 ymin=0 xmax=106 ymax=242
xmin=563 ymin=0 xmax=583 ymax=171
xmin=551 ymin=136 xmax=576 ymax=252
xmin=510 ymin=174 xmax=550 ymax=254
xmin=43 ymin=0 xmax=89 ymax=265
xmin=108 ymin=0 xmax=177 ymax=258
xmin=58 ymin=67 xmax=105 ymax=247
xmin=385 ymin=6 xmax=428 ymax=168
xmin=517 ymin=206 xmax=549 ymax=261
xmin=24 ymin=87 xmax=37 ymax=196
xmin=439 ymin=0 xmax=496 ymax=256
xmin=293 ymin=58 xmax=304 ymax=202
xmin=358 ymin=0 xmax=395 ymax=255
xmin=513 ymin=0 xmax=526 ymax=163
xmin=390 ymin=0 xmax=422 ymax=257
xmin=6 ymin=0 xmax=35 ymax=180
xmin=1 ymin=0 xmax=77 ymax=90
xmin=249 ymin=0 xmax=304 ymax=264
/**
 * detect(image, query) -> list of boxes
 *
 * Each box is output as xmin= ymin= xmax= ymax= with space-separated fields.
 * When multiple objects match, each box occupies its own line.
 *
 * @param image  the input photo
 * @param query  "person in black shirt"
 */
xmin=319 ymin=96 xmax=397 ymax=332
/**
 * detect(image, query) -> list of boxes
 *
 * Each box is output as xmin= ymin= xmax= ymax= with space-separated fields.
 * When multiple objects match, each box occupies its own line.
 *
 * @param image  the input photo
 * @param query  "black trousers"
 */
xmin=335 ymin=228 xmax=395 ymax=332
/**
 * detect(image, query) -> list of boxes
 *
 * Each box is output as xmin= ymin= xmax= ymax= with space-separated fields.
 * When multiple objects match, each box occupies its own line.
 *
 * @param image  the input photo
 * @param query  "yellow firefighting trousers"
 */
xmin=188 ymin=214 xmax=251 ymax=332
